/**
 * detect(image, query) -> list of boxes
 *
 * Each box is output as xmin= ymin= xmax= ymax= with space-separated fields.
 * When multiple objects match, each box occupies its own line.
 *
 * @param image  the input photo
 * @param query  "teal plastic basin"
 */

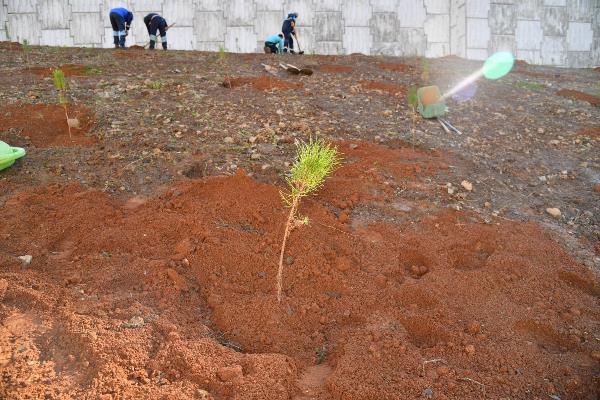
xmin=0 ymin=141 xmax=26 ymax=171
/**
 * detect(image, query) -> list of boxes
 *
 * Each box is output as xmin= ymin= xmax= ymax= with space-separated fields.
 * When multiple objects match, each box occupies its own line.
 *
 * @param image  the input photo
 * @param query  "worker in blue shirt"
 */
xmin=144 ymin=13 xmax=169 ymax=50
xmin=264 ymin=33 xmax=284 ymax=54
xmin=281 ymin=13 xmax=298 ymax=53
xmin=109 ymin=7 xmax=133 ymax=48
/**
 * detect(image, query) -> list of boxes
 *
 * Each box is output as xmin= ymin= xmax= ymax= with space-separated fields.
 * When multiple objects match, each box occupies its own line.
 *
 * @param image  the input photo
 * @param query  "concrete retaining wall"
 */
xmin=1 ymin=0 xmax=598 ymax=67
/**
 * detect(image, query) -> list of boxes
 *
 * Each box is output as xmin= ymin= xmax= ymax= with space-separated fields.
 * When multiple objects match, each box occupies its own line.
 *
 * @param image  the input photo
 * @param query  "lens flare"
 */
xmin=440 ymin=52 xmax=514 ymax=102
xmin=483 ymin=51 xmax=515 ymax=80
xmin=451 ymin=82 xmax=477 ymax=102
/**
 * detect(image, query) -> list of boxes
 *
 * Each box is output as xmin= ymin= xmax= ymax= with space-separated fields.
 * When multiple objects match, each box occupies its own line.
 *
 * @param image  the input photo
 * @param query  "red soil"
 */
xmin=1 ymin=141 xmax=598 ymax=399
xmin=359 ymin=80 xmax=406 ymax=95
xmin=223 ymin=76 xmax=302 ymax=91
xmin=378 ymin=63 xmax=412 ymax=73
xmin=27 ymin=64 xmax=88 ymax=77
xmin=0 ymin=41 xmax=22 ymax=51
xmin=556 ymin=89 xmax=600 ymax=106
xmin=319 ymin=64 xmax=353 ymax=73
xmin=576 ymin=127 xmax=600 ymax=137
xmin=0 ymin=104 xmax=96 ymax=147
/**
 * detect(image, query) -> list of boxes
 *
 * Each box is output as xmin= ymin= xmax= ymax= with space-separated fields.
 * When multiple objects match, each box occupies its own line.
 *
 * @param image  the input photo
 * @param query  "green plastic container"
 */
xmin=417 ymin=85 xmax=448 ymax=119
xmin=0 ymin=141 xmax=26 ymax=171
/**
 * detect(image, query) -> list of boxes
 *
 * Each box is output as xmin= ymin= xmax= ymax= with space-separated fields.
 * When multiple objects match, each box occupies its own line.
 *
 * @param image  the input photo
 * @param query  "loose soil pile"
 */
xmin=0 ymin=104 xmax=95 ymax=147
xmin=1 ymin=141 xmax=598 ymax=399
xmin=576 ymin=127 xmax=600 ymax=138
xmin=0 ymin=41 xmax=22 ymax=51
xmin=359 ymin=80 xmax=406 ymax=95
xmin=1 ymin=45 xmax=599 ymax=400
xmin=378 ymin=63 xmax=412 ymax=73
xmin=557 ymin=89 xmax=600 ymax=106
xmin=319 ymin=65 xmax=353 ymax=73
xmin=27 ymin=64 xmax=88 ymax=77
xmin=223 ymin=76 xmax=302 ymax=91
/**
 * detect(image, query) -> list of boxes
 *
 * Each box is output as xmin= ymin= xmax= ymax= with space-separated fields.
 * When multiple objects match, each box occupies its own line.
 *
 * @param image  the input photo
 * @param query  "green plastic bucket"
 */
xmin=0 ymin=141 xmax=26 ymax=171
xmin=417 ymin=85 xmax=447 ymax=119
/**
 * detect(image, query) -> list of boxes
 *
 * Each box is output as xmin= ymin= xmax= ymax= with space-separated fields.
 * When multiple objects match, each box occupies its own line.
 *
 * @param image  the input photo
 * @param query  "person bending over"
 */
xmin=109 ymin=7 xmax=133 ymax=48
xmin=264 ymin=33 xmax=284 ymax=54
xmin=144 ymin=13 xmax=169 ymax=50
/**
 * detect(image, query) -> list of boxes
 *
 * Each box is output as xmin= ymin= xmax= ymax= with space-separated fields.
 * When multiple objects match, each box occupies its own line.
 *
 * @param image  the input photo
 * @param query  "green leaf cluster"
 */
xmin=281 ymin=138 xmax=340 ymax=206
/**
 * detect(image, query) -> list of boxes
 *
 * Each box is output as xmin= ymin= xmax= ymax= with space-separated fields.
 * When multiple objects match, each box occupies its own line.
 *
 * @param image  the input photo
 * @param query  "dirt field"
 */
xmin=0 ymin=44 xmax=599 ymax=399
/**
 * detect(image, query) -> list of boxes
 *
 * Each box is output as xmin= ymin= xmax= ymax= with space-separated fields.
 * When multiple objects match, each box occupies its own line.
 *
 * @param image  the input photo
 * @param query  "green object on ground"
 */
xmin=417 ymin=85 xmax=447 ymax=119
xmin=0 ymin=141 xmax=26 ymax=171
xmin=483 ymin=52 xmax=514 ymax=80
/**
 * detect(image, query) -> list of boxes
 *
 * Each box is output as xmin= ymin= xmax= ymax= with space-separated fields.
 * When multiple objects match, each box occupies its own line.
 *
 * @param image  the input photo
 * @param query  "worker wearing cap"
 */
xmin=264 ymin=33 xmax=284 ymax=54
xmin=281 ymin=13 xmax=298 ymax=54
xmin=144 ymin=13 xmax=169 ymax=50
xmin=109 ymin=7 xmax=133 ymax=48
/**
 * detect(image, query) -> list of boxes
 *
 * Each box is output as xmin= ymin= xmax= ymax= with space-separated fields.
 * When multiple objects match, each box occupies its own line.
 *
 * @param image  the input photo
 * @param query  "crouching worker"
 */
xmin=264 ymin=33 xmax=284 ymax=54
xmin=109 ymin=7 xmax=133 ymax=48
xmin=144 ymin=13 xmax=169 ymax=50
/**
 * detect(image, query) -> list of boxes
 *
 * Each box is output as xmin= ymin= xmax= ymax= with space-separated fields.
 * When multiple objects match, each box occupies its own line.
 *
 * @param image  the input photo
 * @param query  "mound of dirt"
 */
xmin=0 ymin=41 xmax=22 ymax=51
xmin=378 ymin=63 xmax=412 ymax=73
xmin=27 ymin=64 xmax=88 ymax=77
xmin=223 ymin=76 xmax=302 ymax=91
xmin=359 ymin=80 xmax=406 ymax=95
xmin=0 ymin=140 xmax=597 ymax=399
xmin=557 ymin=89 xmax=600 ymax=106
xmin=576 ymin=127 xmax=600 ymax=137
xmin=319 ymin=64 xmax=353 ymax=73
xmin=0 ymin=104 xmax=96 ymax=147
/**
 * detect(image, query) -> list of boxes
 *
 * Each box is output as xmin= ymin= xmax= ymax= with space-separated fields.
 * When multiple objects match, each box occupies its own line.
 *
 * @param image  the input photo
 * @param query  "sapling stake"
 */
xmin=52 ymin=69 xmax=71 ymax=139
xmin=276 ymin=138 xmax=340 ymax=302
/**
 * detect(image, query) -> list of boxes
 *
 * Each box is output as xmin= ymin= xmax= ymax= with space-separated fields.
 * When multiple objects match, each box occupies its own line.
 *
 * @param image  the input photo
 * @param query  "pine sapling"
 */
xmin=276 ymin=138 xmax=340 ymax=302
xmin=407 ymin=86 xmax=418 ymax=148
xmin=52 ymin=69 xmax=72 ymax=139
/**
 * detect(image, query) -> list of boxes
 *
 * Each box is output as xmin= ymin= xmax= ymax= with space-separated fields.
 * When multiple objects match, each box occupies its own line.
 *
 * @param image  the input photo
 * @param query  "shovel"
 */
xmin=144 ymin=22 xmax=176 ymax=49
xmin=295 ymin=35 xmax=305 ymax=55
xmin=279 ymin=63 xmax=313 ymax=76
xmin=261 ymin=63 xmax=278 ymax=76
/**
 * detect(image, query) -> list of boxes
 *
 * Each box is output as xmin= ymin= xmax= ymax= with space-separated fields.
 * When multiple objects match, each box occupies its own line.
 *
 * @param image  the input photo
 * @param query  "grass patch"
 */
xmin=515 ymin=81 xmax=545 ymax=91
xmin=147 ymin=80 xmax=164 ymax=90
xmin=85 ymin=65 xmax=102 ymax=75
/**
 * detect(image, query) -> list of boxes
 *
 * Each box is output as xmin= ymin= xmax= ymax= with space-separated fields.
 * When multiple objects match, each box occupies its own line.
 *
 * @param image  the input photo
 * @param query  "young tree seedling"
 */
xmin=407 ymin=86 xmax=418 ymax=148
xmin=276 ymin=138 xmax=340 ymax=302
xmin=52 ymin=69 xmax=72 ymax=139
xmin=421 ymin=58 xmax=430 ymax=83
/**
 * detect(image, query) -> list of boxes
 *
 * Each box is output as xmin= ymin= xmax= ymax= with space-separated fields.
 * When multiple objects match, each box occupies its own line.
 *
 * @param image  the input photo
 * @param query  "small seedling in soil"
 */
xmin=147 ymin=80 xmax=164 ymax=90
xmin=515 ymin=80 xmax=545 ymax=91
xmin=218 ymin=45 xmax=226 ymax=63
xmin=85 ymin=65 xmax=101 ymax=75
xmin=315 ymin=345 xmax=328 ymax=364
xmin=407 ymin=86 xmax=418 ymax=147
xmin=421 ymin=58 xmax=430 ymax=83
xmin=52 ymin=69 xmax=74 ymax=139
xmin=276 ymin=138 xmax=340 ymax=302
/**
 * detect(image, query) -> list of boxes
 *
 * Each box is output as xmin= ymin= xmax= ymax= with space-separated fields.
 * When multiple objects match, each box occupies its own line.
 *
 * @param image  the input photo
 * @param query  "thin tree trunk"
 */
xmin=63 ymin=102 xmax=72 ymax=139
xmin=277 ymin=196 xmax=299 ymax=302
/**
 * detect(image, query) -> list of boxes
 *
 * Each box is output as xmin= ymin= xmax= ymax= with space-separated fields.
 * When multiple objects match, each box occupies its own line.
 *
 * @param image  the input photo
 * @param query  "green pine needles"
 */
xmin=407 ymin=86 xmax=418 ymax=147
xmin=276 ymin=138 xmax=340 ymax=302
xmin=52 ymin=69 xmax=71 ymax=138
